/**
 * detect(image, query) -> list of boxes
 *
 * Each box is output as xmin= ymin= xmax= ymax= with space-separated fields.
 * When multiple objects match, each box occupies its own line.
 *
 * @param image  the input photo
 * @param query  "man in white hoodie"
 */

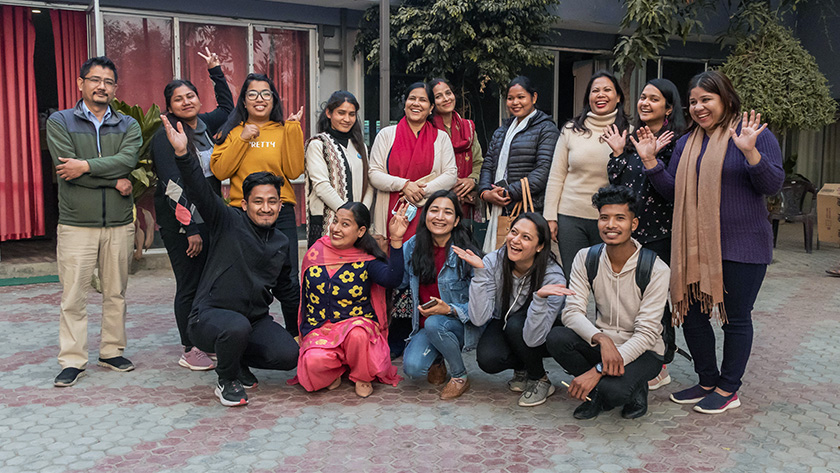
xmin=546 ymin=185 xmax=669 ymax=419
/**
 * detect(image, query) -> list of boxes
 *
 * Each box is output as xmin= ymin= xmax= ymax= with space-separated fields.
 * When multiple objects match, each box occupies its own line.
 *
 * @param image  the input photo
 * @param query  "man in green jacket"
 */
xmin=46 ymin=56 xmax=142 ymax=387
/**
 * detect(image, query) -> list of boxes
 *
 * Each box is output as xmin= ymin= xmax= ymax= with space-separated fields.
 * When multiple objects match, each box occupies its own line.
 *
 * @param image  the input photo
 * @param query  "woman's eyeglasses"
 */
xmin=246 ymin=90 xmax=273 ymax=101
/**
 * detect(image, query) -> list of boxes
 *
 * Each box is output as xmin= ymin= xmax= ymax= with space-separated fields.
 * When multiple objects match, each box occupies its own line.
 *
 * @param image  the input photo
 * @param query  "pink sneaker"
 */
xmin=179 ymin=347 xmax=215 ymax=371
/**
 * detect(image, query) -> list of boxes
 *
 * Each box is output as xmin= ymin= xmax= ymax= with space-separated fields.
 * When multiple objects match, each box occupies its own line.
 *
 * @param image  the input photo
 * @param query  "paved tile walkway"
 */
xmin=1 ymin=224 xmax=838 ymax=472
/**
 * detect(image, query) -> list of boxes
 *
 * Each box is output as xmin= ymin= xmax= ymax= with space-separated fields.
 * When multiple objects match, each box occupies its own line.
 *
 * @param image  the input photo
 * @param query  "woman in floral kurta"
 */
xmin=294 ymin=201 xmax=409 ymax=397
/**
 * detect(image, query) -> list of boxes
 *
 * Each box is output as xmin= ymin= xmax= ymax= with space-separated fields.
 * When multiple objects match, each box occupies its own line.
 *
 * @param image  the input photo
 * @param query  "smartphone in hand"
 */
xmin=420 ymin=299 xmax=438 ymax=310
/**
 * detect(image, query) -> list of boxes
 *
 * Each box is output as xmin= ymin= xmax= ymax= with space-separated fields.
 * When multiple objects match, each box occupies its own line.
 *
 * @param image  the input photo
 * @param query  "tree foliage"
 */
xmin=613 ymin=0 xmax=816 ymax=76
xmin=354 ymin=0 xmax=559 ymax=97
xmin=721 ymin=19 xmax=837 ymax=132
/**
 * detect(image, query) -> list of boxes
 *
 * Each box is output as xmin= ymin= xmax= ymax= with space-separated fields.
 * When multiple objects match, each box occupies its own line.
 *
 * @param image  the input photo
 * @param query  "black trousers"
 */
xmin=159 ymin=227 xmax=208 ymax=349
xmin=546 ymin=326 xmax=662 ymax=408
xmin=188 ymin=309 xmax=299 ymax=381
xmin=476 ymin=306 xmax=550 ymax=381
xmin=277 ymin=204 xmax=300 ymax=335
xmin=642 ymin=237 xmax=676 ymax=364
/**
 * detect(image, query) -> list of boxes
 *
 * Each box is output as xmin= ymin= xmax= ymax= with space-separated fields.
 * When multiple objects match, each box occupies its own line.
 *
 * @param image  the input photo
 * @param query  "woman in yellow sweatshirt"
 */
xmin=211 ymin=73 xmax=305 ymax=336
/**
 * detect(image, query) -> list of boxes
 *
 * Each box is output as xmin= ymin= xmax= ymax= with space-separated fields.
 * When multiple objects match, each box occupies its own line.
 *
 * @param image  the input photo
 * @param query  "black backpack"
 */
xmin=584 ymin=243 xmax=689 ymax=363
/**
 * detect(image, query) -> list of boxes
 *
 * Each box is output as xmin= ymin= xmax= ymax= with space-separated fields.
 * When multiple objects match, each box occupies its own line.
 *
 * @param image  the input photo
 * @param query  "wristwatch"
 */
xmin=595 ymin=362 xmax=603 ymax=374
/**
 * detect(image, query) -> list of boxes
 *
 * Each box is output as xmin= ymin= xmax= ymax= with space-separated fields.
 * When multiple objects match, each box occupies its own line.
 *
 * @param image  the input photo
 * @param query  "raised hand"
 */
xmin=655 ymin=130 xmax=674 ymax=153
xmin=452 ymin=245 xmax=484 ymax=269
xmin=287 ymin=106 xmax=304 ymax=122
xmin=535 ymin=283 xmax=575 ymax=298
xmin=240 ymin=123 xmax=261 ymax=141
xmin=629 ymin=126 xmax=658 ymax=168
xmin=197 ymin=47 xmax=220 ymax=69
xmin=730 ymin=110 xmax=768 ymax=155
xmin=388 ymin=201 xmax=410 ymax=244
xmin=160 ymin=115 xmax=188 ymax=155
xmin=602 ymin=124 xmax=628 ymax=156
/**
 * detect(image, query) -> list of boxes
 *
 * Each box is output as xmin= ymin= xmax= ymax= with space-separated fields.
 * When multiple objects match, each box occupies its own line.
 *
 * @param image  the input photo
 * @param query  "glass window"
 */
xmin=521 ymin=57 xmax=556 ymax=123
xmin=103 ymin=15 xmax=172 ymax=111
xmin=179 ymin=22 xmax=248 ymax=109
xmin=253 ymin=27 xmax=311 ymax=137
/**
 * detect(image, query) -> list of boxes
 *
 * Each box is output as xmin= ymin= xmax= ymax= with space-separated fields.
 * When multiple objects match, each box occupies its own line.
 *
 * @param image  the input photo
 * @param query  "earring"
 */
xmin=663 ymin=115 xmax=669 ymax=127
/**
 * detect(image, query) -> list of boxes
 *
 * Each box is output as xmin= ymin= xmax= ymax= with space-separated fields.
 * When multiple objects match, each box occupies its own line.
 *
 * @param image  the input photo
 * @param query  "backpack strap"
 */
xmin=635 ymin=247 xmax=658 ymax=297
xmin=585 ymin=243 xmax=605 ymax=290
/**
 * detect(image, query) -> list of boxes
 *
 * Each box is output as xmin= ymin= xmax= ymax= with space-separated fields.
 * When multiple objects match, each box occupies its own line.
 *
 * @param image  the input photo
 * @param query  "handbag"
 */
xmin=494 ymin=177 xmax=534 ymax=249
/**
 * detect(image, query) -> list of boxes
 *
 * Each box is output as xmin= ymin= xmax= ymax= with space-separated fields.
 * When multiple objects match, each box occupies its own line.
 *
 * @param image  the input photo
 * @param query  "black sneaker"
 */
xmin=239 ymin=365 xmax=258 ymax=389
xmin=573 ymin=389 xmax=604 ymax=420
xmin=97 ymin=356 xmax=134 ymax=372
xmin=54 ymin=367 xmax=85 ymax=387
xmin=215 ymin=379 xmax=248 ymax=407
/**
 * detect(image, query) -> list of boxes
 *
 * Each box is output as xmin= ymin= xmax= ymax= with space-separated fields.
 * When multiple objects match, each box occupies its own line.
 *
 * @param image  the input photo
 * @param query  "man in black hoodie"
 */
xmin=160 ymin=118 xmax=299 ymax=407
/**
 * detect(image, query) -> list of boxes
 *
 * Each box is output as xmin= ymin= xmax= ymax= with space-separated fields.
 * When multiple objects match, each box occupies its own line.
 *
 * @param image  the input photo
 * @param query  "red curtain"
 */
xmin=103 ymin=15 xmax=173 ymax=111
xmin=0 ymin=6 xmax=45 ymax=241
xmin=254 ymin=28 xmax=309 ymax=224
xmin=179 ymin=22 xmax=248 ymax=109
xmin=50 ymin=10 xmax=87 ymax=110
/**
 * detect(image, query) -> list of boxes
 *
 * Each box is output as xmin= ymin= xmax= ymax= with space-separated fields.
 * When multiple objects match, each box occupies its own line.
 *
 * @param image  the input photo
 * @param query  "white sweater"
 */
xmin=544 ymin=110 xmax=619 ymax=221
xmin=561 ymin=239 xmax=668 ymax=365
xmin=368 ymin=125 xmax=457 ymax=236
xmin=305 ymin=138 xmax=374 ymax=216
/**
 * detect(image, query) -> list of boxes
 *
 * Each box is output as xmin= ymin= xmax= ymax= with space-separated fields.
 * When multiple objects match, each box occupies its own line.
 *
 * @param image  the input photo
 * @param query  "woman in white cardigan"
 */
xmin=305 ymin=91 xmax=374 ymax=247
xmin=368 ymin=81 xmax=457 ymax=357
xmin=369 ymin=82 xmax=457 ymax=240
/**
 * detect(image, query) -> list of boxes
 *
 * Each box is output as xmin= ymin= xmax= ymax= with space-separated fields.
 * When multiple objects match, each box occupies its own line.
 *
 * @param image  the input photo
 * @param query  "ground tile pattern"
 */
xmin=0 ymin=225 xmax=838 ymax=472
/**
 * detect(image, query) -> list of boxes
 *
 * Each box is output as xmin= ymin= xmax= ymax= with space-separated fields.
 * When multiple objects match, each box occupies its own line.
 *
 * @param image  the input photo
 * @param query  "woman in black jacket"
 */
xmin=151 ymin=48 xmax=234 ymax=371
xmin=478 ymin=76 xmax=560 ymax=253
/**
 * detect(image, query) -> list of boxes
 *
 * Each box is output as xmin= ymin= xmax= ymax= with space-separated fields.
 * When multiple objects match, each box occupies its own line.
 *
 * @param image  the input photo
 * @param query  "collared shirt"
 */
xmin=81 ymin=101 xmax=112 ymax=154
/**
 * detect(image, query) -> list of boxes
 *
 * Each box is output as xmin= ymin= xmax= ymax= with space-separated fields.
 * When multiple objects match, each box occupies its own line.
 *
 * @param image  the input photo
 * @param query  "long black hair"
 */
xmin=411 ymin=190 xmax=482 ymax=285
xmin=216 ymin=73 xmax=284 ymax=144
xmin=499 ymin=212 xmax=555 ymax=317
xmin=632 ymin=78 xmax=686 ymax=138
xmin=163 ymin=79 xmax=200 ymax=154
xmin=337 ymin=201 xmax=387 ymax=262
xmin=316 ymin=90 xmax=369 ymax=191
xmin=569 ymin=71 xmax=629 ymax=136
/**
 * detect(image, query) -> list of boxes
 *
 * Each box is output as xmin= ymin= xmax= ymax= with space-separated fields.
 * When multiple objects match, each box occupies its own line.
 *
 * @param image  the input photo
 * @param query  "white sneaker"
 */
xmin=648 ymin=365 xmax=671 ymax=391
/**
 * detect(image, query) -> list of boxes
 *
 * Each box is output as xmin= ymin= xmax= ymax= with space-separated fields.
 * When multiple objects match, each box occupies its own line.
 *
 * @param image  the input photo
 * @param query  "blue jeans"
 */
xmin=403 ymin=315 xmax=467 ymax=379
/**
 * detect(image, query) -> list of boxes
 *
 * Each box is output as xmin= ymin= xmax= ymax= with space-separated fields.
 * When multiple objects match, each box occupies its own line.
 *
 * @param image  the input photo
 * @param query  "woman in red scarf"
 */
xmin=429 ymin=78 xmax=484 ymax=220
xmin=369 ymin=82 xmax=458 ymax=357
xmin=294 ymin=201 xmax=409 ymax=398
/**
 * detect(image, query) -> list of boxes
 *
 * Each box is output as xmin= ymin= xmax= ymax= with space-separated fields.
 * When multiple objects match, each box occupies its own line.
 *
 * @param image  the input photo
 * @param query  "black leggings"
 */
xmin=159 ymin=227 xmax=208 ymax=349
xmin=476 ymin=305 xmax=550 ymax=381
xmin=188 ymin=309 xmax=299 ymax=381
xmin=546 ymin=326 xmax=662 ymax=408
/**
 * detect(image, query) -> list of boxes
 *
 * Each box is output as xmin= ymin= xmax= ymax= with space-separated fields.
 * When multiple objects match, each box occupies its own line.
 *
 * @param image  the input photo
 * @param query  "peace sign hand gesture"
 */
xmin=197 ymin=47 xmax=221 ymax=69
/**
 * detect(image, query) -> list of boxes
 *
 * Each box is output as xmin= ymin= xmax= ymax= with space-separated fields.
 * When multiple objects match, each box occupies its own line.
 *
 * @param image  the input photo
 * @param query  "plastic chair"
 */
xmin=769 ymin=174 xmax=818 ymax=253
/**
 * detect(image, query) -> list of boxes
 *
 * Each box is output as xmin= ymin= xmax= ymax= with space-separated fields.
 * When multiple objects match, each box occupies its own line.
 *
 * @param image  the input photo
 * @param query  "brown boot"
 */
xmin=427 ymin=361 xmax=448 ymax=385
xmin=440 ymin=377 xmax=469 ymax=400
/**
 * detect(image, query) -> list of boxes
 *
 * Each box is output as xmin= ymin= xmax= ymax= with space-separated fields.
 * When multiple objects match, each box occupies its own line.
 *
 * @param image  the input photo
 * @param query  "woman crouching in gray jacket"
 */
xmin=453 ymin=212 xmax=573 ymax=407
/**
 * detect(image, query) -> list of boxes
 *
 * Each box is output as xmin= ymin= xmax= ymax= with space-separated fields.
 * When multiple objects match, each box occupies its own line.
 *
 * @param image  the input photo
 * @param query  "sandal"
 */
xmin=826 ymin=268 xmax=840 ymax=277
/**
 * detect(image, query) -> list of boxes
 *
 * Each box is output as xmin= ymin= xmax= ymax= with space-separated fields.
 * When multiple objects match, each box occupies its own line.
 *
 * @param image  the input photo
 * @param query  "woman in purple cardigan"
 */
xmin=638 ymin=70 xmax=783 ymax=415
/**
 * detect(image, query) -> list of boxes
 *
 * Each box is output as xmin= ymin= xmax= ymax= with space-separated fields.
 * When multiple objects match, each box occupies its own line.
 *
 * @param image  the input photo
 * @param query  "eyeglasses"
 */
xmin=82 ymin=76 xmax=116 ymax=88
xmin=246 ymin=90 xmax=273 ymax=101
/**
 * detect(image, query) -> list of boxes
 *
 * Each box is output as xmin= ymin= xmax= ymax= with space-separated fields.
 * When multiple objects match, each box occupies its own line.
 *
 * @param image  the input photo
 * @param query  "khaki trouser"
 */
xmin=56 ymin=223 xmax=134 ymax=369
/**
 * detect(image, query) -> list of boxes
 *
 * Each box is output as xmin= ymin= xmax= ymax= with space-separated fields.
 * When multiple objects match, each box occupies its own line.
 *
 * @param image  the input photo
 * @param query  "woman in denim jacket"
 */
xmin=401 ymin=190 xmax=484 ymax=399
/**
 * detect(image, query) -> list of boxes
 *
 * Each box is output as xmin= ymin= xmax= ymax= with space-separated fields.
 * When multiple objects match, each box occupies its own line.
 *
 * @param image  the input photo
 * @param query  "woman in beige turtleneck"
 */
xmin=543 ymin=71 xmax=630 ymax=278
